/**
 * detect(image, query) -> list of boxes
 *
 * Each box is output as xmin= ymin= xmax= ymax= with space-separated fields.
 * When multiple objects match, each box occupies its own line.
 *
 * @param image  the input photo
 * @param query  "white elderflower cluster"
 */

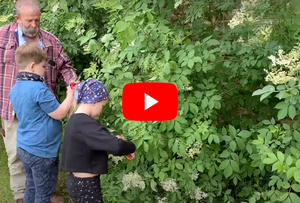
xmin=122 ymin=171 xmax=145 ymax=191
xmin=228 ymin=0 xmax=258 ymax=29
xmin=265 ymin=44 xmax=300 ymax=85
xmin=65 ymin=16 xmax=85 ymax=35
xmin=264 ymin=68 xmax=294 ymax=85
xmin=248 ymin=25 xmax=273 ymax=45
xmin=108 ymin=154 xmax=125 ymax=165
xmin=161 ymin=179 xmax=178 ymax=192
xmin=157 ymin=196 xmax=168 ymax=203
xmin=187 ymin=142 xmax=202 ymax=158
xmin=182 ymin=85 xmax=193 ymax=91
xmin=191 ymin=187 xmax=208 ymax=202
xmin=190 ymin=173 xmax=199 ymax=181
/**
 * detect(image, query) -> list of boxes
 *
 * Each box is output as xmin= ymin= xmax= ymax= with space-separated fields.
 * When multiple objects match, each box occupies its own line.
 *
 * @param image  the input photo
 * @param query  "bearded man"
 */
xmin=0 ymin=0 xmax=77 ymax=202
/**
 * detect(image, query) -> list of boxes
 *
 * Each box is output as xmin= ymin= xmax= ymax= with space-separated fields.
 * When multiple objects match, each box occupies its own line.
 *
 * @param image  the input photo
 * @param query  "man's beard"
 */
xmin=19 ymin=21 xmax=40 ymax=38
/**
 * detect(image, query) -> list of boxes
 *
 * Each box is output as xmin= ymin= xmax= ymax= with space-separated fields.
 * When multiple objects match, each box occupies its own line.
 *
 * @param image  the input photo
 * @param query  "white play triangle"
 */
xmin=144 ymin=93 xmax=158 ymax=110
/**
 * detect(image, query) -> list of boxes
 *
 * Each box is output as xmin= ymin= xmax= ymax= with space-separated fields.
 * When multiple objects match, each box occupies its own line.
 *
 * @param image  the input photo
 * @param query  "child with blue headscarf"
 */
xmin=60 ymin=79 xmax=136 ymax=203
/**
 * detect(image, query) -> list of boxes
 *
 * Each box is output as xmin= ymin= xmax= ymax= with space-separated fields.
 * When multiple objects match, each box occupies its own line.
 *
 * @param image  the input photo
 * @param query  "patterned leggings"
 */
xmin=66 ymin=173 xmax=103 ymax=203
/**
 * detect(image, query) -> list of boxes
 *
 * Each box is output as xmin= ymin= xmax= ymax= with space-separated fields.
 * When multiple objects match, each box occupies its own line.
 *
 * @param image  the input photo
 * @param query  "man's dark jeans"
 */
xmin=17 ymin=147 xmax=58 ymax=203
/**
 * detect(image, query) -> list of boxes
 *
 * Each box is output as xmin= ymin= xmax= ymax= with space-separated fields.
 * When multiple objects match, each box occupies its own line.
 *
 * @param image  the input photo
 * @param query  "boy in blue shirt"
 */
xmin=9 ymin=44 xmax=75 ymax=203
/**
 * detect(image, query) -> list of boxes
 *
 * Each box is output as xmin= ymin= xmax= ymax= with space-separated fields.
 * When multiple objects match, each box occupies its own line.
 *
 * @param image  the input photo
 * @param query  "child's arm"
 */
xmin=84 ymin=123 xmax=136 ymax=156
xmin=48 ymin=86 xmax=75 ymax=120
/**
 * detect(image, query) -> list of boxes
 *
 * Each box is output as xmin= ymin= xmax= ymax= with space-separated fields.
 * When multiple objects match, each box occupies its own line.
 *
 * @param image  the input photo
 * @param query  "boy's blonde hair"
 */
xmin=15 ymin=44 xmax=48 ymax=70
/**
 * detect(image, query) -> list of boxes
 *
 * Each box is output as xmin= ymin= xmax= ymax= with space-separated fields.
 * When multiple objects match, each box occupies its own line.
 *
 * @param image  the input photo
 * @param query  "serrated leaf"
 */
xmin=239 ymin=130 xmax=252 ymax=138
xmin=231 ymin=160 xmax=239 ymax=172
xmin=236 ymin=137 xmax=245 ymax=150
xmin=189 ymin=103 xmax=198 ymax=115
xmin=174 ymin=122 xmax=183 ymax=134
xmin=260 ymin=92 xmax=272 ymax=101
xmin=219 ymin=160 xmax=230 ymax=170
xmin=224 ymin=165 xmax=233 ymax=178
xmin=278 ymin=106 xmax=288 ymax=120
xmin=263 ymin=158 xmax=276 ymax=164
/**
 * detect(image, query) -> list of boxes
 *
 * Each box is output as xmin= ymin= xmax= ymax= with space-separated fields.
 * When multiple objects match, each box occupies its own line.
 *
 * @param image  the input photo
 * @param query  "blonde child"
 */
xmin=60 ymin=79 xmax=136 ymax=202
xmin=9 ymin=44 xmax=75 ymax=202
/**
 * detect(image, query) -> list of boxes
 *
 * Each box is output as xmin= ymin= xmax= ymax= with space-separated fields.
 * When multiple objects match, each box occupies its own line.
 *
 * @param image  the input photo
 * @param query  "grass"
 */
xmin=0 ymin=139 xmax=73 ymax=203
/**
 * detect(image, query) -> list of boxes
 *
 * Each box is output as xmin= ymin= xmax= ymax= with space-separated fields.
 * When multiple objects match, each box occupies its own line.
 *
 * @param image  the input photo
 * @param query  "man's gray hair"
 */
xmin=15 ymin=0 xmax=40 ymax=16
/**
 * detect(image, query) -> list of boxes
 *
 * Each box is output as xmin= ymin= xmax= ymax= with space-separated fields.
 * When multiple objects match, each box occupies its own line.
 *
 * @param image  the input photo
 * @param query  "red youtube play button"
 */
xmin=122 ymin=82 xmax=178 ymax=121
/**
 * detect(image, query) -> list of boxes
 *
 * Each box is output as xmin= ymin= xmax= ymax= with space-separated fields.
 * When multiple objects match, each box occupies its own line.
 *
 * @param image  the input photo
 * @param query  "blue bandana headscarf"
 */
xmin=74 ymin=79 xmax=109 ymax=103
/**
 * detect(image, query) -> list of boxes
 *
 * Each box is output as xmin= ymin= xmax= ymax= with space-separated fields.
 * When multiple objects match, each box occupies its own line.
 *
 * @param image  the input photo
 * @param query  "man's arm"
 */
xmin=55 ymin=40 xmax=77 ymax=86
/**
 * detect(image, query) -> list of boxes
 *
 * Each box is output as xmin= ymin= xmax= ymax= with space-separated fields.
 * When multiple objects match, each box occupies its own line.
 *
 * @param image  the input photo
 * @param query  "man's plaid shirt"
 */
xmin=0 ymin=21 xmax=77 ymax=121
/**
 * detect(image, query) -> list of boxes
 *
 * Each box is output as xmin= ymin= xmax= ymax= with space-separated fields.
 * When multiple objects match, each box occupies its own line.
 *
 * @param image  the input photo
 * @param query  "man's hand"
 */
xmin=66 ymin=86 xmax=76 ymax=97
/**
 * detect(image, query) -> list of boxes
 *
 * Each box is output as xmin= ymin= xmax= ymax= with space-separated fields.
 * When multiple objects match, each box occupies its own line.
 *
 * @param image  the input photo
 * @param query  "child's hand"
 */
xmin=116 ymin=135 xmax=124 ymax=140
xmin=66 ymin=86 xmax=75 ymax=97
xmin=126 ymin=153 xmax=135 ymax=160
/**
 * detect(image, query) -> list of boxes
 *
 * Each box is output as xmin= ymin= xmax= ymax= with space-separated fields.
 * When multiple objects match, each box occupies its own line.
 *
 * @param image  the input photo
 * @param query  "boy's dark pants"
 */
xmin=17 ymin=147 xmax=58 ymax=203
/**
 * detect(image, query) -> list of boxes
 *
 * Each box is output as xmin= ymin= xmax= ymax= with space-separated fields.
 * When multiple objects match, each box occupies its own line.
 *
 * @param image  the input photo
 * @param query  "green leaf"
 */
xmin=176 ymin=116 xmax=188 ymax=124
xmin=278 ymin=106 xmax=288 ymax=120
xmin=277 ymin=151 xmax=285 ymax=162
xmin=189 ymin=103 xmax=198 ymax=115
xmin=175 ymin=163 xmax=183 ymax=170
xmin=164 ymin=50 xmax=170 ymax=61
xmin=116 ymin=21 xmax=128 ymax=32
xmin=219 ymin=160 xmax=230 ymax=170
xmin=188 ymin=50 xmax=195 ymax=58
xmin=290 ymin=193 xmax=300 ymax=203
xmin=174 ymin=121 xmax=183 ymax=134
xmin=294 ymin=130 xmax=300 ymax=141
xmin=231 ymin=160 xmax=240 ymax=172
xmin=124 ymin=72 xmax=133 ymax=79
xmin=206 ymin=39 xmax=220 ymax=46
xmin=188 ymin=59 xmax=194 ymax=68
xmin=275 ymin=102 xmax=289 ymax=109
xmin=289 ymin=105 xmax=296 ymax=119
xmin=224 ymin=165 xmax=233 ymax=178
xmin=294 ymin=170 xmax=300 ymax=183
xmin=229 ymin=141 xmax=237 ymax=151
xmin=263 ymin=158 xmax=276 ymax=164
xmin=260 ymin=92 xmax=273 ymax=101
xmin=201 ymin=97 xmax=208 ymax=109
xmin=228 ymin=125 xmax=236 ymax=136
xmin=143 ymin=141 xmax=149 ymax=152
xmin=239 ymin=130 xmax=252 ymax=138
xmin=59 ymin=0 xmax=68 ymax=11
xmin=249 ymin=197 xmax=256 ymax=203
xmin=220 ymin=150 xmax=230 ymax=158
xmin=160 ymin=150 xmax=168 ymax=159
xmin=286 ymin=155 xmax=293 ymax=166
xmin=236 ymin=137 xmax=245 ymax=150
xmin=287 ymin=167 xmax=298 ymax=179
xmin=296 ymin=159 xmax=300 ymax=168
xmin=150 ymin=179 xmax=157 ymax=192
xmin=292 ymin=184 xmax=300 ymax=192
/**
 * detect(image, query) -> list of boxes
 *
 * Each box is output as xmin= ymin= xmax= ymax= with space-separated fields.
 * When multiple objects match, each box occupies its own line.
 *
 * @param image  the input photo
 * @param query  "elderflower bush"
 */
xmin=34 ymin=0 xmax=300 ymax=202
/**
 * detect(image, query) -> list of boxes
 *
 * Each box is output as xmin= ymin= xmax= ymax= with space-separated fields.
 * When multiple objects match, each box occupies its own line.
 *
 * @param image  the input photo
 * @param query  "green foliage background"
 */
xmin=2 ymin=0 xmax=300 ymax=202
